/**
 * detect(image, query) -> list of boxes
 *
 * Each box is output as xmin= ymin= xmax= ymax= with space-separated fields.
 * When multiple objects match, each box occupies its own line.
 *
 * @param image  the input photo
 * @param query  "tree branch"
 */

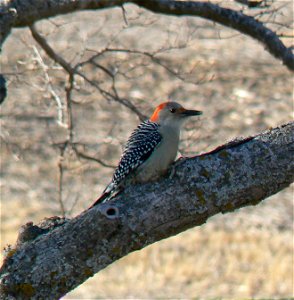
xmin=134 ymin=0 xmax=294 ymax=71
xmin=0 ymin=0 xmax=123 ymax=47
xmin=1 ymin=122 xmax=293 ymax=299
xmin=0 ymin=0 xmax=293 ymax=70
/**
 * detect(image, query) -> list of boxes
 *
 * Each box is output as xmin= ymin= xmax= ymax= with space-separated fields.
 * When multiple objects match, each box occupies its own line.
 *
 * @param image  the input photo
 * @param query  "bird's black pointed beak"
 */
xmin=180 ymin=109 xmax=203 ymax=117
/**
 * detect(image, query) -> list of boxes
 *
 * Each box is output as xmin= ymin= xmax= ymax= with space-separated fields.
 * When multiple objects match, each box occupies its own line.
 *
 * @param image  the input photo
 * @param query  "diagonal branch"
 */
xmin=1 ymin=122 xmax=293 ymax=299
xmin=133 ymin=0 xmax=294 ymax=70
xmin=29 ymin=24 xmax=74 ymax=74
xmin=1 ymin=0 xmax=293 ymax=70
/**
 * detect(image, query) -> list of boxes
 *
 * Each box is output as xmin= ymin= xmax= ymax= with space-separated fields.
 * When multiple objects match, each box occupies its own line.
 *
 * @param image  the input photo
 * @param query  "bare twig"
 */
xmin=30 ymin=24 xmax=76 ymax=215
xmin=75 ymin=71 xmax=147 ymax=120
xmin=73 ymin=147 xmax=116 ymax=169
xmin=65 ymin=73 xmax=75 ymax=142
xmin=29 ymin=24 xmax=74 ymax=74
xmin=121 ymin=5 xmax=129 ymax=26
xmin=2 ymin=0 xmax=293 ymax=70
xmin=31 ymin=45 xmax=66 ymax=127
xmin=84 ymin=47 xmax=211 ymax=86
xmin=133 ymin=0 xmax=294 ymax=70
xmin=57 ymin=146 xmax=66 ymax=217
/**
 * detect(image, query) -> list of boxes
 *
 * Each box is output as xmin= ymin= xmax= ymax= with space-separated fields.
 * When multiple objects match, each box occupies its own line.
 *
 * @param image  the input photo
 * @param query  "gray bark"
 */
xmin=0 ymin=122 xmax=293 ymax=299
xmin=0 ymin=0 xmax=293 ymax=70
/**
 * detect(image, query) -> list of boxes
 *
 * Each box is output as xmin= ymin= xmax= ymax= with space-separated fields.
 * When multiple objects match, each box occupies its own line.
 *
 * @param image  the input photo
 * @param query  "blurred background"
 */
xmin=1 ymin=2 xmax=293 ymax=299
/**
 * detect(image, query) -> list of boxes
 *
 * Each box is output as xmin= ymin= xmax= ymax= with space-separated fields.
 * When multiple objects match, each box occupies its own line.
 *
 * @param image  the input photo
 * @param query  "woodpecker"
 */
xmin=90 ymin=101 xmax=202 ymax=208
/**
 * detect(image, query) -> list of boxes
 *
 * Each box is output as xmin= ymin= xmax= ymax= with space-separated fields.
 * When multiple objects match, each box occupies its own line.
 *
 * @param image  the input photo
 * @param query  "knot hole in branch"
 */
xmin=99 ymin=205 xmax=120 ymax=219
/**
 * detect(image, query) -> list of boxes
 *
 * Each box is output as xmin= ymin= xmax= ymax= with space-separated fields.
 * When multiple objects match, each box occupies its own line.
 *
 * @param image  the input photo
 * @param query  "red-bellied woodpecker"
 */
xmin=90 ymin=101 xmax=202 ymax=207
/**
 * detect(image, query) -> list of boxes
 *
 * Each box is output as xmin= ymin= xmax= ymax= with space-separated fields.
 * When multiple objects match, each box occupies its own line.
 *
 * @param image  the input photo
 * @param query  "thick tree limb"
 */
xmin=0 ymin=122 xmax=293 ymax=299
xmin=0 ymin=0 xmax=293 ymax=70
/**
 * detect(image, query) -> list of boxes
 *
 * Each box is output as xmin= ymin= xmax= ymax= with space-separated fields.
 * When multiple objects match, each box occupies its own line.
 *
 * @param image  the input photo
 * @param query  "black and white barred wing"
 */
xmin=112 ymin=120 xmax=162 ymax=187
xmin=89 ymin=121 xmax=161 ymax=208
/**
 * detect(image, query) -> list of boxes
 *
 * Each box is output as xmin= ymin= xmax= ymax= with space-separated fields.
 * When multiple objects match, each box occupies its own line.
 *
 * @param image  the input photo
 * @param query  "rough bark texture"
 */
xmin=0 ymin=0 xmax=293 ymax=70
xmin=0 ymin=122 xmax=293 ymax=299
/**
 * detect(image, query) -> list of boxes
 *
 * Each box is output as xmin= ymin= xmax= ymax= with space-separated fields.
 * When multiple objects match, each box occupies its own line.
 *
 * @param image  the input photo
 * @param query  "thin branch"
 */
xmin=133 ymin=0 xmax=294 ymax=70
xmin=65 ymin=73 xmax=75 ymax=143
xmin=76 ymin=71 xmax=147 ymax=120
xmin=121 ymin=5 xmax=129 ymax=26
xmin=57 ymin=147 xmax=66 ymax=217
xmin=234 ymin=0 xmax=266 ymax=8
xmin=73 ymin=146 xmax=116 ymax=168
xmin=31 ymin=45 xmax=66 ymax=127
xmin=29 ymin=25 xmax=147 ymax=120
xmin=29 ymin=24 xmax=77 ymax=216
xmin=1 ymin=1 xmax=293 ymax=70
xmin=84 ymin=47 xmax=211 ymax=86
xmin=29 ymin=24 xmax=74 ymax=75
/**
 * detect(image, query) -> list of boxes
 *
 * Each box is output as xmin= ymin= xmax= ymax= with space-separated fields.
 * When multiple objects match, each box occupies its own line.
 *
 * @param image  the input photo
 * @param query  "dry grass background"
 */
xmin=1 ymin=3 xmax=293 ymax=299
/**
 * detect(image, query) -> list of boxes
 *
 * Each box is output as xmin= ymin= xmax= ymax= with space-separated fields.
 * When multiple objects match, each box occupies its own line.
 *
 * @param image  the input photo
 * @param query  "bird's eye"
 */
xmin=170 ymin=108 xmax=176 ymax=113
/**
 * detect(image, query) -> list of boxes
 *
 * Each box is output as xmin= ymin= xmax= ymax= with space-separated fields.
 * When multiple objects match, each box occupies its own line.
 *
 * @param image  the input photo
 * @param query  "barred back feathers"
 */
xmin=112 ymin=120 xmax=162 ymax=187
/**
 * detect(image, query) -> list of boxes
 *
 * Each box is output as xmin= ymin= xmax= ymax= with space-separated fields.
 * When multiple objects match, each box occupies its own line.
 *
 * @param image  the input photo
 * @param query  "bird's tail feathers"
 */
xmin=88 ymin=191 xmax=111 ymax=209
xmin=88 ymin=182 xmax=117 ymax=210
